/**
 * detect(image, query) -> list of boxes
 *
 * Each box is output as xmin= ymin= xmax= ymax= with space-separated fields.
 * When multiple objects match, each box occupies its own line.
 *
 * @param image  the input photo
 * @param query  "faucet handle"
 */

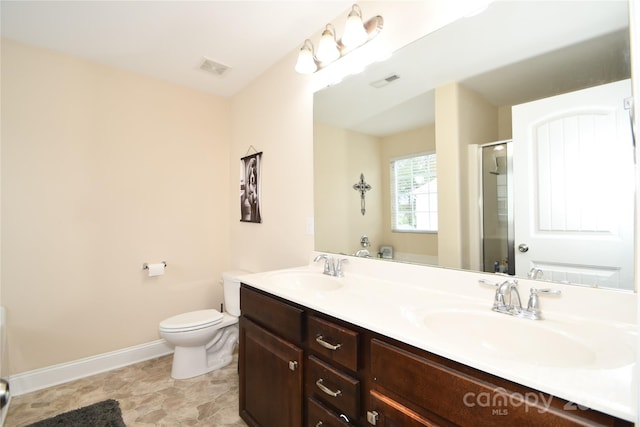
xmin=531 ymin=288 xmax=561 ymax=294
xmin=478 ymin=278 xmax=518 ymax=289
xmin=526 ymin=288 xmax=561 ymax=313
xmin=478 ymin=279 xmax=499 ymax=287
xmin=335 ymin=258 xmax=348 ymax=277
xmin=478 ymin=277 xmax=513 ymax=287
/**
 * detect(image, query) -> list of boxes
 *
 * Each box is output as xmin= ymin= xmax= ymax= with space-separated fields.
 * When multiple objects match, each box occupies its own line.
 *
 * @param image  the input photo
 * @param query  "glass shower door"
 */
xmin=481 ymin=141 xmax=514 ymax=275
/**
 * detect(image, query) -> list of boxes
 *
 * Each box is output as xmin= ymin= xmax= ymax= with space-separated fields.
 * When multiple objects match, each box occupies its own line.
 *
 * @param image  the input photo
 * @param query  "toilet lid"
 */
xmin=160 ymin=309 xmax=224 ymax=332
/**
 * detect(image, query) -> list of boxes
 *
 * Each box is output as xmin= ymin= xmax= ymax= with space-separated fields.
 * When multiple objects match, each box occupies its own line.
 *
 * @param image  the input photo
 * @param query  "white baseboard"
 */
xmin=9 ymin=339 xmax=173 ymax=396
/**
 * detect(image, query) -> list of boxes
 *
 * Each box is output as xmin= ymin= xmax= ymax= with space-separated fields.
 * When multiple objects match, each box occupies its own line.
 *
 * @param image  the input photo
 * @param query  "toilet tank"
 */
xmin=222 ymin=270 xmax=249 ymax=317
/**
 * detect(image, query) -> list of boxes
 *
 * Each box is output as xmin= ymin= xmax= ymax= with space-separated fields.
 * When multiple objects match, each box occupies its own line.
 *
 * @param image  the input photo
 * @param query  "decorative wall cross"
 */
xmin=353 ymin=173 xmax=372 ymax=216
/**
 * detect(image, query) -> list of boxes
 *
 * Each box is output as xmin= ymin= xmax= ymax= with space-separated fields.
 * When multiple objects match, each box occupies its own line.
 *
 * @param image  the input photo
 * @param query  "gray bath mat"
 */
xmin=25 ymin=399 xmax=126 ymax=427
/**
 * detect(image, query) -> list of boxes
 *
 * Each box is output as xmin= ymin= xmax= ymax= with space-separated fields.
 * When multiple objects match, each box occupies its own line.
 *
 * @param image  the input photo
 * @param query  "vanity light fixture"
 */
xmin=295 ymin=3 xmax=383 ymax=74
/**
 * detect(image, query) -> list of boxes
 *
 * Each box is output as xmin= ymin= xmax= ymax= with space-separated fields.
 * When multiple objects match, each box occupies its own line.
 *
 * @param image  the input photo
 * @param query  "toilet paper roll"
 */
xmin=147 ymin=263 xmax=165 ymax=277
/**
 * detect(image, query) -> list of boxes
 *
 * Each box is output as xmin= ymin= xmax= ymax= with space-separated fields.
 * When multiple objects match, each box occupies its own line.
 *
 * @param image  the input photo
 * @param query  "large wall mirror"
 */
xmin=313 ymin=1 xmax=635 ymax=291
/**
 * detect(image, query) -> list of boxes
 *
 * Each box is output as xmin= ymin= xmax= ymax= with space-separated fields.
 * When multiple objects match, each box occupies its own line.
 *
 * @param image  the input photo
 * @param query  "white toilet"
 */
xmin=159 ymin=270 xmax=247 ymax=379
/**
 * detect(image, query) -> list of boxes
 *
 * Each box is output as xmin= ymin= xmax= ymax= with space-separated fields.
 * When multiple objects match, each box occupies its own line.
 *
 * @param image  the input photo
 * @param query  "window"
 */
xmin=390 ymin=152 xmax=437 ymax=232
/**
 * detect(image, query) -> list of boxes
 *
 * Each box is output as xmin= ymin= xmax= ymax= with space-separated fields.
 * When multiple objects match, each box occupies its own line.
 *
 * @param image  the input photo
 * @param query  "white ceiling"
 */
xmin=0 ymin=0 xmax=352 ymax=97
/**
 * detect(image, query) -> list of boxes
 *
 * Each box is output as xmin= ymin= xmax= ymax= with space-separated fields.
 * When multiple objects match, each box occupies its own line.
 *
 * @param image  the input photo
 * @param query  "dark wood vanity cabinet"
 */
xmin=239 ymin=286 xmax=304 ymax=427
xmin=239 ymin=284 xmax=633 ymax=427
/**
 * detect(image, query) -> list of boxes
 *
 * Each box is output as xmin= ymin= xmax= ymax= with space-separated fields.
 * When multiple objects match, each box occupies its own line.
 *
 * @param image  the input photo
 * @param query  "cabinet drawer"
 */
xmin=240 ymin=285 xmax=303 ymax=344
xmin=307 ymin=355 xmax=360 ymax=421
xmin=369 ymin=390 xmax=442 ymax=427
xmin=371 ymin=339 xmax=629 ymax=427
xmin=308 ymin=397 xmax=353 ymax=427
xmin=307 ymin=315 xmax=358 ymax=371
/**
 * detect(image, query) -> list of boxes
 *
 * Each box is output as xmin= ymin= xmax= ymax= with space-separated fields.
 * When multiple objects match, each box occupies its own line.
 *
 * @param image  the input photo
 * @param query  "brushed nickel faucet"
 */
xmin=314 ymin=254 xmax=348 ymax=277
xmin=493 ymin=278 xmax=522 ymax=315
xmin=479 ymin=278 xmax=560 ymax=320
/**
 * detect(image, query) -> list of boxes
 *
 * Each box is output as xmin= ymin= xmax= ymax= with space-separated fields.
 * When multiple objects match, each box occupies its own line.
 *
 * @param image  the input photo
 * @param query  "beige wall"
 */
xmin=498 ymin=105 xmax=513 ymax=140
xmin=228 ymin=50 xmax=315 ymax=274
xmin=314 ymin=123 xmax=353 ymax=254
xmin=1 ymin=39 xmax=231 ymax=373
xmin=435 ymin=83 xmax=462 ymax=268
xmin=314 ymin=123 xmax=382 ymax=256
xmin=435 ymin=83 xmax=498 ymax=269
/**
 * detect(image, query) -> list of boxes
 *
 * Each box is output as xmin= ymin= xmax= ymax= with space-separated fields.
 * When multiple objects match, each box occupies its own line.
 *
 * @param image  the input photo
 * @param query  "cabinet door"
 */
xmin=240 ymin=317 xmax=303 ymax=427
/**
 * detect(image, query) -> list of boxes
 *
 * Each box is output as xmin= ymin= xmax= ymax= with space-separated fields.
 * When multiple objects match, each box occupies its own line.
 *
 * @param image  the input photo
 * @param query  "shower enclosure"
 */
xmin=481 ymin=141 xmax=514 ymax=275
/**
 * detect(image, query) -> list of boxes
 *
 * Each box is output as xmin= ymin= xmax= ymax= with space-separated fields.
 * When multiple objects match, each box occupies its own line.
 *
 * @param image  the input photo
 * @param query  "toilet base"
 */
xmin=170 ymin=324 xmax=239 ymax=380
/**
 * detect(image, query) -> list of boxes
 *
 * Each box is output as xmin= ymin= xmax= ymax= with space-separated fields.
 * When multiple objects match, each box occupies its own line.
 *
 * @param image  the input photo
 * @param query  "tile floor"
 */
xmin=5 ymin=352 xmax=247 ymax=426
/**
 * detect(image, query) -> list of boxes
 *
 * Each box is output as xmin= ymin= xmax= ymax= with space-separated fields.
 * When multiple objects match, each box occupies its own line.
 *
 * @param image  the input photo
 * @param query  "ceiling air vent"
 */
xmin=199 ymin=57 xmax=231 ymax=76
xmin=370 ymin=74 xmax=400 ymax=88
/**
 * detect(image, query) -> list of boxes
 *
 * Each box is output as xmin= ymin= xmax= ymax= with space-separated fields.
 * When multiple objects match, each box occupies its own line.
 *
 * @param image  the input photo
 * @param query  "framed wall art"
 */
xmin=240 ymin=150 xmax=262 ymax=223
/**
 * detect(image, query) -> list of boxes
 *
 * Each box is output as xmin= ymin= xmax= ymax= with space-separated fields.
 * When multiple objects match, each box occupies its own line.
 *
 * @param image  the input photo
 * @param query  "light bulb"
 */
xmin=294 ymin=40 xmax=317 ymax=74
xmin=316 ymin=24 xmax=340 ymax=63
xmin=342 ymin=5 xmax=368 ymax=48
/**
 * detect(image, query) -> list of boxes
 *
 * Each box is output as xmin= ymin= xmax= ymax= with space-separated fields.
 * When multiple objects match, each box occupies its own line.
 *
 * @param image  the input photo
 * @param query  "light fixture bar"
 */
xmin=362 ymin=15 xmax=384 ymax=41
xmin=295 ymin=4 xmax=384 ymax=75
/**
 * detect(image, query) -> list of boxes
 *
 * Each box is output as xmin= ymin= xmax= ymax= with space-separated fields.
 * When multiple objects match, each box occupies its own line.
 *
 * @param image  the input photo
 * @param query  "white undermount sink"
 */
xmin=409 ymin=308 xmax=635 ymax=369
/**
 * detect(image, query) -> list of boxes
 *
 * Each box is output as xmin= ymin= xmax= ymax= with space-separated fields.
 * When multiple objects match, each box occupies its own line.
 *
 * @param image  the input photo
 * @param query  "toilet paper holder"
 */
xmin=142 ymin=261 xmax=167 ymax=270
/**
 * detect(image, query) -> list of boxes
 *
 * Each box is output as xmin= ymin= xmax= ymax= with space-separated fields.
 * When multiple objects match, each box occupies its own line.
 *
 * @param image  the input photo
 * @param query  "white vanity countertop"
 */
xmin=239 ymin=254 xmax=638 ymax=422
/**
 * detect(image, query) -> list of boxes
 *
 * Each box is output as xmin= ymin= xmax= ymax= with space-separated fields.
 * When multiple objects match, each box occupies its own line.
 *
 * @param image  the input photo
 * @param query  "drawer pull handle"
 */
xmin=315 ymin=422 xmax=323 ymax=427
xmin=316 ymin=378 xmax=342 ymax=397
xmin=316 ymin=335 xmax=342 ymax=351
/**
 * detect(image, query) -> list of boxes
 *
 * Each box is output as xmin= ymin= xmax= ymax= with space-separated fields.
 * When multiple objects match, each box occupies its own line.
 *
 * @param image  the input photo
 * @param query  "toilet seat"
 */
xmin=159 ymin=309 xmax=224 ymax=333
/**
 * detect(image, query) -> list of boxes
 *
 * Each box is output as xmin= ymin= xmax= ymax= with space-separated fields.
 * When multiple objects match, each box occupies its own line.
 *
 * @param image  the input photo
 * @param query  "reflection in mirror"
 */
xmin=313 ymin=1 xmax=634 ymax=290
xmin=481 ymin=141 xmax=513 ymax=276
